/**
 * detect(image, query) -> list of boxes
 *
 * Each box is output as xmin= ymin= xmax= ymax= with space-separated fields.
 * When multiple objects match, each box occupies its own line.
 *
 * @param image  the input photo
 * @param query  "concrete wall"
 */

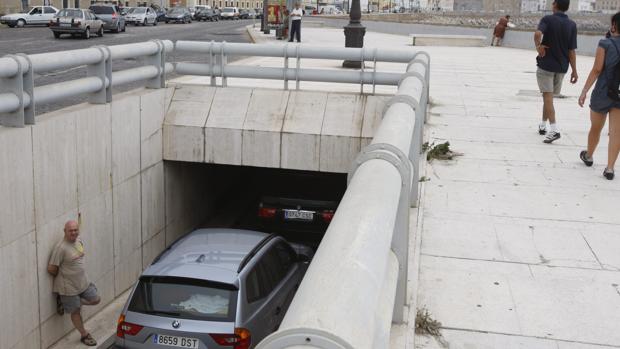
xmin=0 ymin=87 xmax=229 ymax=349
xmin=502 ymin=29 xmax=600 ymax=56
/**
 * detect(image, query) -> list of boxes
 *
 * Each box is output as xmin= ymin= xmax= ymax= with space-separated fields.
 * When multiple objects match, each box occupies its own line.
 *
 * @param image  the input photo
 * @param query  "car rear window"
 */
xmin=57 ymin=9 xmax=82 ymax=17
xmin=89 ymin=6 xmax=114 ymax=14
xmin=128 ymin=276 xmax=238 ymax=322
xmin=223 ymin=7 xmax=234 ymax=12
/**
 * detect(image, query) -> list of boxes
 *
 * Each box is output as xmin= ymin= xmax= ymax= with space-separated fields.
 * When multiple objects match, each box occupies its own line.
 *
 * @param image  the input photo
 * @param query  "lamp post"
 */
xmin=342 ymin=0 xmax=365 ymax=68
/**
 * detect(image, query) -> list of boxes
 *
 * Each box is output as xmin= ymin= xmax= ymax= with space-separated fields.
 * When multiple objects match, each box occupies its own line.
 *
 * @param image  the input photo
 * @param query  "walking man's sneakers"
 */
xmin=543 ymin=131 xmax=561 ymax=143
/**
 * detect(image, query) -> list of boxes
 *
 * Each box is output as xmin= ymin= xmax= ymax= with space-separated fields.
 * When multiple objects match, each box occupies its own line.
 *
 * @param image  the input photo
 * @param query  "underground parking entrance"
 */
xmin=164 ymin=160 xmax=348 ymax=252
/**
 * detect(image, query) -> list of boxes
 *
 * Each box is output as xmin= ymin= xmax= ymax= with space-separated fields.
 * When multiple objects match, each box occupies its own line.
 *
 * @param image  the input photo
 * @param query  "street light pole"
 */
xmin=342 ymin=0 xmax=365 ymax=68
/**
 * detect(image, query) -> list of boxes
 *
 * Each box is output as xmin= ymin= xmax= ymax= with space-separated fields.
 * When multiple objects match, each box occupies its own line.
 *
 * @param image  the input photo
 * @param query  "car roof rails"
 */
xmin=236 ymin=233 xmax=277 ymax=273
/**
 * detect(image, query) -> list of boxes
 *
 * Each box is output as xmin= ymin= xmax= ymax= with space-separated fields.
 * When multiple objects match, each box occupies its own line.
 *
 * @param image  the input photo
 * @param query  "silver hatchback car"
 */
xmin=115 ymin=228 xmax=312 ymax=349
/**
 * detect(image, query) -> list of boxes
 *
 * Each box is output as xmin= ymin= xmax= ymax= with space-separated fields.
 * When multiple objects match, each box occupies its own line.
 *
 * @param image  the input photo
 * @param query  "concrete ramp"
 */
xmin=163 ymin=84 xmax=389 ymax=173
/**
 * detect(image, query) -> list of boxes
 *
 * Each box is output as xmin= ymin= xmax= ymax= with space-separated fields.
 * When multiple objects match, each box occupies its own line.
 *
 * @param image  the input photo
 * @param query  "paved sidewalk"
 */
xmin=244 ymin=26 xmax=620 ymax=349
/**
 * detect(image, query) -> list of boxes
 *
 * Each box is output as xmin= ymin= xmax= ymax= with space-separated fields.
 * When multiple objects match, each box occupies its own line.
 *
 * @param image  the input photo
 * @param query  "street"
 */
xmin=0 ymin=19 xmax=253 ymax=113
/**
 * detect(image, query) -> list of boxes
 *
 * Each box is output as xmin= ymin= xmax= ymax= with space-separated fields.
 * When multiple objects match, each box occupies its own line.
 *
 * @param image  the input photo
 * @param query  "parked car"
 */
xmin=0 ymin=6 xmax=58 ymax=28
xmin=195 ymin=8 xmax=218 ymax=21
xmin=125 ymin=6 xmax=158 ymax=26
xmin=119 ymin=6 xmax=133 ymax=16
xmin=220 ymin=6 xmax=239 ymax=19
xmin=164 ymin=7 xmax=192 ymax=23
xmin=49 ymin=8 xmax=104 ymax=39
xmin=154 ymin=7 xmax=167 ymax=21
xmin=89 ymin=4 xmax=125 ymax=32
xmin=254 ymin=8 xmax=263 ymax=19
xmin=240 ymin=9 xmax=257 ymax=19
xmin=114 ymin=228 xmax=312 ymax=349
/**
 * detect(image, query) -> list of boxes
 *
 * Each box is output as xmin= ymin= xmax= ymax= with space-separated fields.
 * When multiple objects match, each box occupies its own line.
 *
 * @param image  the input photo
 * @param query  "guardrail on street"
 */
xmin=0 ymin=40 xmax=172 ymax=127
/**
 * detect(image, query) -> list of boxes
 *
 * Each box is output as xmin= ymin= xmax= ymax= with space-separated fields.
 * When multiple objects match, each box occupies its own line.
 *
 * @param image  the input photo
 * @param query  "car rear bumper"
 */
xmin=101 ymin=20 xmax=120 ymax=30
xmin=165 ymin=17 xmax=185 ymax=22
xmin=50 ymin=26 xmax=86 ymax=33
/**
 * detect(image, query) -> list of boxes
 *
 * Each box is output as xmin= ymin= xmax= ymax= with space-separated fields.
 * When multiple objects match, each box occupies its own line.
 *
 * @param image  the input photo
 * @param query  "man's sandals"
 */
xmin=81 ymin=333 xmax=97 ymax=346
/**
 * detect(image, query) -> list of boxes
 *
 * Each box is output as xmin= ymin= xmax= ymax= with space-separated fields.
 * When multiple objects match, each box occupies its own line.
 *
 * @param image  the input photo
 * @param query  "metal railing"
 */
xmin=0 ymin=40 xmax=172 ymax=127
xmin=0 ymin=40 xmax=430 ymax=349
xmin=1 ymin=40 xmax=422 ymax=127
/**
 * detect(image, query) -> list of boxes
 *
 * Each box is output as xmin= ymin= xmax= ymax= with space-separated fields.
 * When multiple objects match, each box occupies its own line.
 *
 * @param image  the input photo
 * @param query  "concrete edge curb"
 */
xmin=245 ymin=24 xmax=261 ymax=44
xmin=409 ymin=116 xmax=431 ymax=347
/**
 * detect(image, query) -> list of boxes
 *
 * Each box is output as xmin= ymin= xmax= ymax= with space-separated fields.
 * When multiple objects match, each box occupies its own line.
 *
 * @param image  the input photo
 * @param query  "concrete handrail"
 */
xmin=0 ymin=40 xmax=172 ymax=127
xmin=1 ymin=40 xmax=424 ymax=127
xmin=256 ymin=54 xmax=430 ymax=349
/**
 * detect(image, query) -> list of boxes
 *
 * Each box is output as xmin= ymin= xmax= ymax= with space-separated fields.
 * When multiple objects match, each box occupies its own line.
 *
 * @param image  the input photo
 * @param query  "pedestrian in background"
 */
xmin=491 ymin=15 xmax=512 ymax=47
xmin=534 ymin=0 xmax=578 ymax=143
xmin=577 ymin=11 xmax=620 ymax=180
xmin=48 ymin=220 xmax=101 ymax=346
xmin=289 ymin=2 xmax=303 ymax=42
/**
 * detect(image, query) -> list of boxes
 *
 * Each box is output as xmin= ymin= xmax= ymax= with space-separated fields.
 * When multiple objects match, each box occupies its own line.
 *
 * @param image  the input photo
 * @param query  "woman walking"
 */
xmin=578 ymin=12 xmax=620 ymax=180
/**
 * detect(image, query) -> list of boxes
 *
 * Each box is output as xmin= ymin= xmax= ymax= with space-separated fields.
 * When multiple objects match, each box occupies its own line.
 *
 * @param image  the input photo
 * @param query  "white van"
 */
xmin=220 ymin=6 xmax=239 ymax=19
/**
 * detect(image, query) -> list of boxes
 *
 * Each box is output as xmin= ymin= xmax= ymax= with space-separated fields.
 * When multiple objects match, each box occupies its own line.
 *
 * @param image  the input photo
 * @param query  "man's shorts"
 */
xmin=537 ymin=68 xmax=565 ymax=94
xmin=59 ymin=283 xmax=99 ymax=314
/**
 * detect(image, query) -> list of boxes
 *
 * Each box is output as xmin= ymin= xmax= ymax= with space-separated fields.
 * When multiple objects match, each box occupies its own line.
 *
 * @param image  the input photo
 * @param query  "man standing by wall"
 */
xmin=534 ymin=0 xmax=578 ymax=143
xmin=288 ymin=2 xmax=302 ymax=42
xmin=47 ymin=220 xmax=101 ymax=347
xmin=491 ymin=15 xmax=511 ymax=47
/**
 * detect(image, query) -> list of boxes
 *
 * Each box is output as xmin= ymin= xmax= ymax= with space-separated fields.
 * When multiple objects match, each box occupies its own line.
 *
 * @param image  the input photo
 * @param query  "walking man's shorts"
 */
xmin=536 ymin=67 xmax=565 ymax=94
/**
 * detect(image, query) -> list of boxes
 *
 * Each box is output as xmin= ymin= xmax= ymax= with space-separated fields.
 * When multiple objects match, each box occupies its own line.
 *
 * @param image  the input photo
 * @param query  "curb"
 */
xmin=245 ymin=24 xmax=261 ymax=43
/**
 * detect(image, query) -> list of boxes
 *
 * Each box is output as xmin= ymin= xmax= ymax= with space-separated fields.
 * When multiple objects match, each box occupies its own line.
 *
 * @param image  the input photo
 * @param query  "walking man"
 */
xmin=534 ymin=0 xmax=578 ymax=143
xmin=48 ymin=220 xmax=100 ymax=346
xmin=289 ymin=2 xmax=302 ymax=42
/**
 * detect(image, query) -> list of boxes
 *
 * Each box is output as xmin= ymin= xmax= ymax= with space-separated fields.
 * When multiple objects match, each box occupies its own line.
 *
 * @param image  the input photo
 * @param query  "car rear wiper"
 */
xmin=143 ymin=310 xmax=181 ymax=316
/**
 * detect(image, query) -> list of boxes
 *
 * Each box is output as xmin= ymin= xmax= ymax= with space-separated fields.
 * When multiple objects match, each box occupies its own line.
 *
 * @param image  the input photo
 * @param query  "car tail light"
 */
xmin=112 ymin=12 xmax=118 ymax=18
xmin=258 ymin=207 xmax=276 ymax=219
xmin=210 ymin=328 xmax=251 ymax=348
xmin=116 ymin=314 xmax=143 ymax=338
xmin=321 ymin=210 xmax=335 ymax=223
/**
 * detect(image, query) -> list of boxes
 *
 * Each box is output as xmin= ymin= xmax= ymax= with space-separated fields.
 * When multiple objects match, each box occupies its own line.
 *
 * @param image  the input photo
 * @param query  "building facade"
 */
xmin=419 ymin=0 xmax=454 ymax=11
xmin=453 ymin=0 xmax=482 ymax=11
xmin=482 ymin=0 xmax=520 ymax=13
xmin=595 ymin=0 xmax=620 ymax=13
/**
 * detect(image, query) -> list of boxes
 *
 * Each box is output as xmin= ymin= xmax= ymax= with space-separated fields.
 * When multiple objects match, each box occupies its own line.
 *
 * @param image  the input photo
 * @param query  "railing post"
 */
xmin=146 ymin=39 xmax=165 ymax=89
xmin=209 ymin=40 xmax=216 ymax=86
xmin=0 ymin=54 xmax=31 ymax=127
xmin=283 ymin=43 xmax=289 ymax=90
xmin=88 ymin=46 xmax=112 ymax=104
xmin=17 ymin=54 xmax=34 ymax=125
xmin=221 ymin=41 xmax=227 ymax=87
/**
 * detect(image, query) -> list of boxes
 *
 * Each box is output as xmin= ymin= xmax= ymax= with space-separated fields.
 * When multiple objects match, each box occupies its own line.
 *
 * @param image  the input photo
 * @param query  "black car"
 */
xmin=154 ymin=7 xmax=166 ymax=21
xmin=164 ymin=7 xmax=191 ymax=23
xmin=255 ymin=170 xmax=345 ymax=247
xmin=254 ymin=8 xmax=263 ymax=19
xmin=195 ymin=8 xmax=218 ymax=21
